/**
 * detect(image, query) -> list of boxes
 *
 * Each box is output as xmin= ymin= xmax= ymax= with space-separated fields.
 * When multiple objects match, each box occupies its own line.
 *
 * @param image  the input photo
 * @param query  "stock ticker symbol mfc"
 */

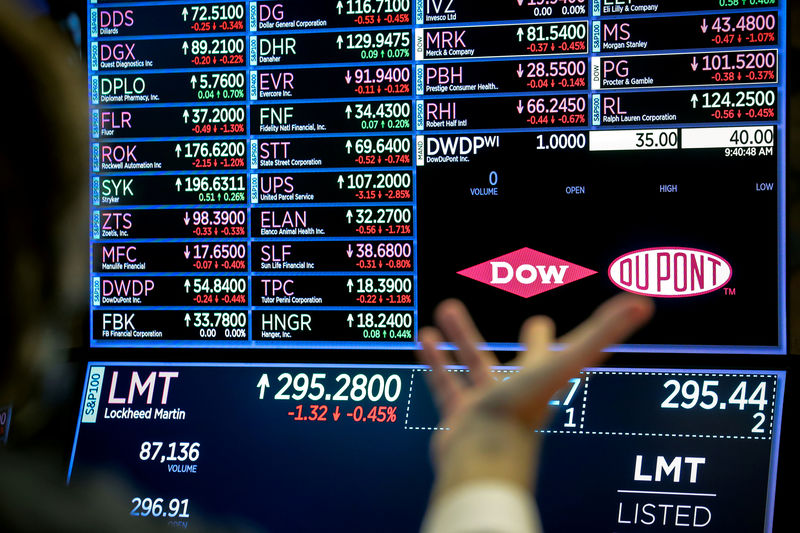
xmin=457 ymin=248 xmax=597 ymax=298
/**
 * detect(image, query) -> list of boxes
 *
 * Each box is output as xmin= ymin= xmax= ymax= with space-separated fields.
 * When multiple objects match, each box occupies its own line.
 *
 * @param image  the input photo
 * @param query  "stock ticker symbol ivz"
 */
xmin=457 ymin=248 xmax=597 ymax=298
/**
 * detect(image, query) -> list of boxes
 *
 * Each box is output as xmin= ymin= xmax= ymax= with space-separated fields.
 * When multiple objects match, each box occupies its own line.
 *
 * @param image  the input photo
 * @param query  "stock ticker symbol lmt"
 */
xmin=457 ymin=248 xmax=597 ymax=298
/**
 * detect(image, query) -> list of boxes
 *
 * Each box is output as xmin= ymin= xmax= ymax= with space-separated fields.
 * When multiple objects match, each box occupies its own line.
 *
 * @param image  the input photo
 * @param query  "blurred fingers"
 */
xmin=500 ymin=294 xmax=653 ymax=417
xmin=418 ymin=327 xmax=464 ymax=415
xmin=434 ymin=299 xmax=498 ymax=387
xmin=548 ymin=294 xmax=654 ymax=385
xmin=517 ymin=315 xmax=556 ymax=368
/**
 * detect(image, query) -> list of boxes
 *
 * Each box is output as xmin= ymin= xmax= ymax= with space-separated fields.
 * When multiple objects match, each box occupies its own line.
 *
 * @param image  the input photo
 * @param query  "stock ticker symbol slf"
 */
xmin=457 ymin=248 xmax=597 ymax=298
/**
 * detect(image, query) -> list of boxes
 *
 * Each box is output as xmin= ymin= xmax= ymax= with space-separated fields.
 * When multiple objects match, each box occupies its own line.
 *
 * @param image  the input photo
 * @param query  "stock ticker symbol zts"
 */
xmin=457 ymin=248 xmax=597 ymax=298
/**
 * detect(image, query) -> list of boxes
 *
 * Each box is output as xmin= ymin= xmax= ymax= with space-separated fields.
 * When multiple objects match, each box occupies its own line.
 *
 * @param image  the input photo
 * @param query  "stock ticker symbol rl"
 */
xmin=457 ymin=248 xmax=597 ymax=298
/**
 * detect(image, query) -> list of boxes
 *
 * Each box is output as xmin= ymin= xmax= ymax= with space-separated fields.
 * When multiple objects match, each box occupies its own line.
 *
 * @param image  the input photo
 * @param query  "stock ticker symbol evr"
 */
xmin=457 ymin=248 xmax=597 ymax=298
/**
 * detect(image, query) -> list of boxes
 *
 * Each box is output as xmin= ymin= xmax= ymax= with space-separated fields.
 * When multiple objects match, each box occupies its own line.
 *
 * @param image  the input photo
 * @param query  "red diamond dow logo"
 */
xmin=457 ymin=248 xmax=597 ymax=298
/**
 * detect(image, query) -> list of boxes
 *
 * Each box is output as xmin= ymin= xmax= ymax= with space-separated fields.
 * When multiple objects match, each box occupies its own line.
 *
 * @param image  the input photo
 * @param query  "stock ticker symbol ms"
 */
xmin=457 ymin=248 xmax=597 ymax=298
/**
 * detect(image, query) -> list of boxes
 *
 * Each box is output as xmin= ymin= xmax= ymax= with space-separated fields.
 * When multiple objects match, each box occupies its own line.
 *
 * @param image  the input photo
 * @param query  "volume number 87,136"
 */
xmin=139 ymin=441 xmax=200 ymax=463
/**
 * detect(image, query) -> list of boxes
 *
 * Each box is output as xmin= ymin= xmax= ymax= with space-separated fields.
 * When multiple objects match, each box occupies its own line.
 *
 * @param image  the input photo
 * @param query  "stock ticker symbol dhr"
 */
xmin=457 ymin=248 xmax=597 ymax=298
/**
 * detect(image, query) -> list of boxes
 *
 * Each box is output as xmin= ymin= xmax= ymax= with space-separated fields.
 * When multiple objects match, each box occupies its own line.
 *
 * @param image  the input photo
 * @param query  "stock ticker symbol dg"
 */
xmin=457 ymin=248 xmax=597 ymax=298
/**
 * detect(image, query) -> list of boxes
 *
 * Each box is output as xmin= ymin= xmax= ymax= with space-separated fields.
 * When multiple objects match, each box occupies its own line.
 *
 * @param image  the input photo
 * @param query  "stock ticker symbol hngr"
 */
xmin=457 ymin=248 xmax=597 ymax=298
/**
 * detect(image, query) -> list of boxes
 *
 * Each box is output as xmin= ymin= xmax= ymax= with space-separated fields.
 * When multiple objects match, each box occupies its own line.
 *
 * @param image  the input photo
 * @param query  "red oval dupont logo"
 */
xmin=608 ymin=247 xmax=732 ymax=298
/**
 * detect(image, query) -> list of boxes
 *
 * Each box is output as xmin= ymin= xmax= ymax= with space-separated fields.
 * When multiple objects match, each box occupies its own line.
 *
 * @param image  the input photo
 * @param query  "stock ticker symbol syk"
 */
xmin=457 ymin=248 xmax=597 ymax=298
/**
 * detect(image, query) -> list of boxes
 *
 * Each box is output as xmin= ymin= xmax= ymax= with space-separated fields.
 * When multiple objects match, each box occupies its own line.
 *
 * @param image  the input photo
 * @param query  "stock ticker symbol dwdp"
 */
xmin=457 ymin=248 xmax=597 ymax=298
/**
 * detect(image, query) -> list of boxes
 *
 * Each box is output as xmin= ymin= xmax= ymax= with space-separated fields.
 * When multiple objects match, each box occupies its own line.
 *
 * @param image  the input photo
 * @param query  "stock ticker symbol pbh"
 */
xmin=457 ymin=248 xmax=597 ymax=298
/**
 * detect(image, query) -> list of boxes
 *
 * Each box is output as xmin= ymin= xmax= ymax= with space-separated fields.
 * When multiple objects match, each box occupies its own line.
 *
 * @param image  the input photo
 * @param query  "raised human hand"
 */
xmin=417 ymin=293 xmax=654 ymax=497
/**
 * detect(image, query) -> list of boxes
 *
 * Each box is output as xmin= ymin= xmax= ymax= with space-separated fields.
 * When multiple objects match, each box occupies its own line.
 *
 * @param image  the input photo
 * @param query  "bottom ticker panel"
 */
xmin=69 ymin=364 xmax=784 ymax=532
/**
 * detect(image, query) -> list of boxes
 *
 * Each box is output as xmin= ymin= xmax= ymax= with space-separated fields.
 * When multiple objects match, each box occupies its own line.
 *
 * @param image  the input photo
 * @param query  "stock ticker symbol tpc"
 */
xmin=457 ymin=248 xmax=597 ymax=298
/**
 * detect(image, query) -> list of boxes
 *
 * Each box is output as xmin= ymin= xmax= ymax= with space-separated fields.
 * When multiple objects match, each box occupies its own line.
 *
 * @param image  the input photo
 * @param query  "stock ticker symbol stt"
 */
xmin=457 ymin=248 xmax=597 ymax=298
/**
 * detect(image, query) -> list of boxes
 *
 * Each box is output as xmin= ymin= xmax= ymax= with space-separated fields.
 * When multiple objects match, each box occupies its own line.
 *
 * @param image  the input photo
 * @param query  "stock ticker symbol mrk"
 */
xmin=457 ymin=248 xmax=597 ymax=298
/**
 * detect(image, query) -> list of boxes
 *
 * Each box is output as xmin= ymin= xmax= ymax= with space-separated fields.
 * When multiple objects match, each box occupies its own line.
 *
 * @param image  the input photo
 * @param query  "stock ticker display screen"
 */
xmin=88 ymin=0 xmax=788 ymax=353
xmin=77 ymin=2 xmax=789 ymax=532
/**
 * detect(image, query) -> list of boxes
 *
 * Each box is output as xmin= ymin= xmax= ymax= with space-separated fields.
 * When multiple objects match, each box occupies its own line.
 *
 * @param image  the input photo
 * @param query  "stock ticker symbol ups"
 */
xmin=457 ymin=248 xmax=597 ymax=298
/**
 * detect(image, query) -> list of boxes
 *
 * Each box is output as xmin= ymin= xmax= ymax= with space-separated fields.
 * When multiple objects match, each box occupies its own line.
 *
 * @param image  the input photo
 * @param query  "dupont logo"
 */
xmin=457 ymin=248 xmax=597 ymax=298
xmin=608 ymin=247 xmax=732 ymax=298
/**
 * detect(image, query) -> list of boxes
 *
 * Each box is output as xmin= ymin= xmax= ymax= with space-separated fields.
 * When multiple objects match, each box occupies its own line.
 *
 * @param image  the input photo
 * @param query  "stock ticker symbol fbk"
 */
xmin=457 ymin=248 xmax=597 ymax=298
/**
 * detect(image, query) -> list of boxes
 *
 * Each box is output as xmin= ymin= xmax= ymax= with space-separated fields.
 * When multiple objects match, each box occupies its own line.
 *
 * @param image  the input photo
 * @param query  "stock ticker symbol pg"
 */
xmin=457 ymin=248 xmax=597 ymax=298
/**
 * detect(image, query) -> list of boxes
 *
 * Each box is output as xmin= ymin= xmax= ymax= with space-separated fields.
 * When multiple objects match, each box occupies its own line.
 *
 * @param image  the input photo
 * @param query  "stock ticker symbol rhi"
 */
xmin=457 ymin=248 xmax=597 ymax=298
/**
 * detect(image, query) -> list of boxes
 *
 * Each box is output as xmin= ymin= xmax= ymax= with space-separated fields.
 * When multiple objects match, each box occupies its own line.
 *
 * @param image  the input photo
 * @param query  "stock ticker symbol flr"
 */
xmin=457 ymin=248 xmax=597 ymax=298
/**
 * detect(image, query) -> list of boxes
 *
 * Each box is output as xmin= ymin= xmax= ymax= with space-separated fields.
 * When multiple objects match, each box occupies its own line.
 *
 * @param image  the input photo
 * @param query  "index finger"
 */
xmin=549 ymin=293 xmax=653 ymax=383
xmin=513 ymin=294 xmax=653 ymax=400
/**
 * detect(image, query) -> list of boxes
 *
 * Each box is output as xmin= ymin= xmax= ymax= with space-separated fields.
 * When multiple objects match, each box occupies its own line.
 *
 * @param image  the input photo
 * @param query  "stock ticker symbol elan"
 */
xmin=457 ymin=248 xmax=597 ymax=298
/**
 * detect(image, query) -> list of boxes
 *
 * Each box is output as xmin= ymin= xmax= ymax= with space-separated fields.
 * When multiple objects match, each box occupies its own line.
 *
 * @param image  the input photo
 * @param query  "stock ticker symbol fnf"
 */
xmin=457 ymin=247 xmax=597 ymax=298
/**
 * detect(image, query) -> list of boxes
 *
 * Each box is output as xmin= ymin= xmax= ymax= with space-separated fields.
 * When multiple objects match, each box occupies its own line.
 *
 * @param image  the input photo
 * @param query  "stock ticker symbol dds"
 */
xmin=457 ymin=248 xmax=597 ymax=298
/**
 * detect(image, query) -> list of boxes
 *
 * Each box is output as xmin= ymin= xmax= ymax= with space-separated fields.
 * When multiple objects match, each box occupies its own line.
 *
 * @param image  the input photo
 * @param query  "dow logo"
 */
xmin=608 ymin=247 xmax=732 ymax=298
xmin=457 ymin=248 xmax=597 ymax=298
